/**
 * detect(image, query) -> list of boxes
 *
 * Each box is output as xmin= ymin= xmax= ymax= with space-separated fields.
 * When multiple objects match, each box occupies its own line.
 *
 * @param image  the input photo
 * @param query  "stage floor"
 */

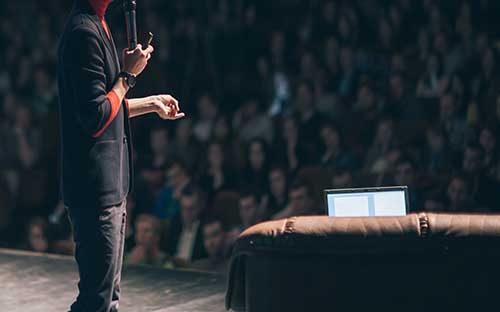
xmin=0 ymin=248 xmax=227 ymax=312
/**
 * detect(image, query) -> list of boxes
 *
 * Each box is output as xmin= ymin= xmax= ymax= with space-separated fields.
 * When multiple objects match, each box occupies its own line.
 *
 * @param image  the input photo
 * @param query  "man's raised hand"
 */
xmin=152 ymin=94 xmax=185 ymax=120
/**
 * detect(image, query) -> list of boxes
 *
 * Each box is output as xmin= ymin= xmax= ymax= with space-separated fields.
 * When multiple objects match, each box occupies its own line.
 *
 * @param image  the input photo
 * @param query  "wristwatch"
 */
xmin=118 ymin=71 xmax=137 ymax=88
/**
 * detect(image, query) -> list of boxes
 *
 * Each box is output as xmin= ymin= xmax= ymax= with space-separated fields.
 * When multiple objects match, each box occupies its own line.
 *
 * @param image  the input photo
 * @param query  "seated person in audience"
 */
xmin=423 ymin=192 xmax=447 ymax=212
xmin=126 ymin=214 xmax=168 ymax=267
xmin=393 ymin=157 xmax=423 ymax=212
xmin=226 ymin=190 xmax=269 ymax=246
xmin=462 ymin=144 xmax=500 ymax=211
xmin=272 ymin=180 xmax=317 ymax=220
xmin=21 ymin=217 xmax=50 ymax=253
xmin=446 ymin=175 xmax=479 ymax=212
xmin=190 ymin=219 xmax=229 ymax=275
xmin=265 ymin=166 xmax=289 ymax=215
xmin=332 ymin=169 xmax=354 ymax=189
xmin=165 ymin=186 xmax=207 ymax=264
xmin=238 ymin=190 xmax=268 ymax=230
xmin=153 ymin=160 xmax=193 ymax=220
xmin=320 ymin=122 xmax=360 ymax=171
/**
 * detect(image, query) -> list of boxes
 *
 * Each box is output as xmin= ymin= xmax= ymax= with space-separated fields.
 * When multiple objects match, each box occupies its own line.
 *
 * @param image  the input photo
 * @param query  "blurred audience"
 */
xmin=1 ymin=0 xmax=500 ymax=275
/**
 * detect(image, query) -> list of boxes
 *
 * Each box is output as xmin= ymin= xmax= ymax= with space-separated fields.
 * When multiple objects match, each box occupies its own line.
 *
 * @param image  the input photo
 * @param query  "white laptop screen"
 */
xmin=326 ymin=189 xmax=407 ymax=217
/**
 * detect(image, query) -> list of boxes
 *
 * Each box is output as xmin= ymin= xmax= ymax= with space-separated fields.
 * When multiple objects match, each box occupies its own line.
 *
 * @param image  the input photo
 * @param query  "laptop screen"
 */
xmin=325 ymin=187 xmax=408 ymax=217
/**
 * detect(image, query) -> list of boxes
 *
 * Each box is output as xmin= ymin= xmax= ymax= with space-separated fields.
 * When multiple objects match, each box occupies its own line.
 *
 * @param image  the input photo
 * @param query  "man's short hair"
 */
xmin=203 ymin=217 xmax=225 ymax=231
xmin=239 ymin=189 xmax=259 ymax=202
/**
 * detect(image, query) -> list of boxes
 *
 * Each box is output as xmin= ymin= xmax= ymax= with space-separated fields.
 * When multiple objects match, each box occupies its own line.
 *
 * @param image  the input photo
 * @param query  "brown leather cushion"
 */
xmin=226 ymin=213 xmax=500 ymax=311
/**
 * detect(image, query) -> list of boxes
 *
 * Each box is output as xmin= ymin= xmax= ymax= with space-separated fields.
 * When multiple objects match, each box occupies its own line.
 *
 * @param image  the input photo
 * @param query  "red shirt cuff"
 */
xmin=124 ymin=98 xmax=130 ymax=114
xmin=92 ymin=90 xmax=121 ymax=138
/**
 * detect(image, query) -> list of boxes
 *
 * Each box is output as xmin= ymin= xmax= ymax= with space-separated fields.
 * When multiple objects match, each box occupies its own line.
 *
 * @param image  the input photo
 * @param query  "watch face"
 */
xmin=128 ymin=74 xmax=137 ymax=88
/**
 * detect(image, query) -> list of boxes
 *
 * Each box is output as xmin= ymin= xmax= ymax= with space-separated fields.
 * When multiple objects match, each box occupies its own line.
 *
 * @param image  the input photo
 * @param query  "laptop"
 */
xmin=324 ymin=186 xmax=409 ymax=217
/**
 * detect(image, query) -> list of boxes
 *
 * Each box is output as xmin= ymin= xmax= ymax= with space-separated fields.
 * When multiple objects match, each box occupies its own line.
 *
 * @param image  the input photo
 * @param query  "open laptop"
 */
xmin=324 ymin=186 xmax=409 ymax=217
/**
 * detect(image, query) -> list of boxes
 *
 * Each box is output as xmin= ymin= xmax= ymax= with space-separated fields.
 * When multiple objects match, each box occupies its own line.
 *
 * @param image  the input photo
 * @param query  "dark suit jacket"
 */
xmin=57 ymin=0 xmax=133 ymax=208
xmin=165 ymin=213 xmax=208 ymax=262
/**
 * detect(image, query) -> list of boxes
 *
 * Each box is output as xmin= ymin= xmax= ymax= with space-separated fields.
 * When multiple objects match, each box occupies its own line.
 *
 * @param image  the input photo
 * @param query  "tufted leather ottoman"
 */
xmin=225 ymin=213 xmax=500 ymax=312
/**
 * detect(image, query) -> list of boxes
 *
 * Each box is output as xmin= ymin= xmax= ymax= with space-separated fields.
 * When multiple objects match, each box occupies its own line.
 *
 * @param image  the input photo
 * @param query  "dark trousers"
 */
xmin=67 ymin=200 xmax=127 ymax=312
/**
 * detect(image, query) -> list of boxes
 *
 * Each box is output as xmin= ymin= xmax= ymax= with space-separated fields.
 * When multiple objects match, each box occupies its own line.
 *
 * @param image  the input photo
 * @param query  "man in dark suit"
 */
xmin=165 ymin=186 xmax=208 ymax=263
xmin=57 ymin=0 xmax=184 ymax=311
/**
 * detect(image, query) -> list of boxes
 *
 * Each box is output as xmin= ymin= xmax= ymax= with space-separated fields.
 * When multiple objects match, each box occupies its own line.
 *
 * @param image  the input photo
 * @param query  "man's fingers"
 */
xmin=143 ymin=44 xmax=154 ymax=54
xmin=173 ymin=112 xmax=185 ymax=119
xmin=172 ymin=98 xmax=180 ymax=113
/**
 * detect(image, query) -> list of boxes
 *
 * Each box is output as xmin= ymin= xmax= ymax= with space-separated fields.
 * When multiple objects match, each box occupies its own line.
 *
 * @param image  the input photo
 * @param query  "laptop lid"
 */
xmin=324 ymin=186 xmax=409 ymax=217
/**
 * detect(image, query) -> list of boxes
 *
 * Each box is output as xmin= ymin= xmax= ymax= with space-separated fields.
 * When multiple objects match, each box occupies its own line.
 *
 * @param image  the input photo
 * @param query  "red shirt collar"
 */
xmin=88 ymin=0 xmax=113 ymax=18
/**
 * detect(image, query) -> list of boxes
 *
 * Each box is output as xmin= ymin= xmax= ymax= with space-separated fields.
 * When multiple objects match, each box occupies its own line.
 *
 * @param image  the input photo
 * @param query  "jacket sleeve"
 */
xmin=65 ymin=26 xmax=120 ymax=137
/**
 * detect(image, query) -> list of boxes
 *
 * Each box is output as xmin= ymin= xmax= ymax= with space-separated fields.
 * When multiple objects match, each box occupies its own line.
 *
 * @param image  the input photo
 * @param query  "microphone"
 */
xmin=123 ymin=0 xmax=137 ymax=50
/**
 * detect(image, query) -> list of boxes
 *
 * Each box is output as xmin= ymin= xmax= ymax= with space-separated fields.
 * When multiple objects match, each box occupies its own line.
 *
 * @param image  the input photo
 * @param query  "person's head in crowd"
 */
xmin=247 ymin=138 xmax=268 ymax=172
xmin=33 ymin=65 xmax=51 ymax=94
xmin=288 ymin=180 xmax=316 ymax=215
xmin=269 ymin=166 xmax=288 ymax=200
xmin=433 ymin=31 xmax=449 ymax=55
xmin=424 ymin=192 xmax=446 ymax=212
xmin=281 ymin=115 xmax=298 ymax=142
xmin=166 ymin=160 xmax=191 ymax=188
xmin=212 ymin=115 xmax=232 ymax=142
xmin=417 ymin=29 xmax=430 ymax=55
xmin=175 ymin=118 xmax=193 ymax=144
xmin=239 ymin=190 xmax=265 ymax=229
xmin=180 ymin=186 xmax=204 ymax=227
xmin=373 ymin=117 xmax=394 ymax=146
xmin=389 ymin=73 xmax=405 ymax=100
xmin=324 ymin=36 xmax=339 ymax=72
xmin=479 ymin=126 xmax=498 ymax=158
xmin=134 ymin=214 xmax=162 ymax=250
xmin=332 ymin=169 xmax=353 ymax=189
xmin=256 ymin=57 xmax=270 ymax=79
xmin=448 ymin=74 xmax=465 ymax=99
xmin=462 ymin=143 xmax=485 ymax=175
xmin=426 ymin=53 xmax=443 ymax=77
xmin=239 ymin=98 xmax=261 ymax=121
xmin=322 ymin=1 xmax=336 ymax=24
xmin=202 ymin=219 xmax=226 ymax=261
xmin=426 ymin=125 xmax=447 ymax=152
xmin=394 ymin=157 xmax=417 ymax=188
xmin=150 ymin=126 xmax=170 ymax=155
xmin=378 ymin=18 xmax=394 ymax=49
xmin=439 ymin=93 xmax=457 ymax=122
xmin=196 ymin=93 xmax=218 ymax=121
xmin=320 ymin=122 xmax=342 ymax=151
xmin=388 ymin=4 xmax=402 ymax=30
xmin=270 ymin=30 xmax=285 ymax=59
xmin=244 ymin=4 xmax=256 ymax=27
xmin=300 ymin=52 xmax=317 ymax=81
xmin=356 ymin=83 xmax=376 ymax=112
xmin=1 ymin=92 xmax=17 ymax=122
xmin=447 ymin=175 xmax=472 ymax=211
xmin=26 ymin=217 xmax=49 ymax=253
xmin=340 ymin=45 xmax=354 ymax=72
xmin=475 ymin=32 xmax=489 ymax=56
xmin=481 ymin=47 xmax=496 ymax=73
xmin=390 ymin=52 xmax=406 ymax=74
xmin=295 ymin=80 xmax=315 ymax=117
xmin=14 ymin=103 xmax=32 ymax=130
xmin=338 ymin=14 xmax=354 ymax=43
xmin=206 ymin=141 xmax=225 ymax=170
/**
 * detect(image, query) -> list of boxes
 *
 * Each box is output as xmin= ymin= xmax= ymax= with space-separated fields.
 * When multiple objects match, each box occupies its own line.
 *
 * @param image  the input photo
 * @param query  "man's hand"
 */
xmin=151 ymin=94 xmax=185 ymax=120
xmin=122 ymin=44 xmax=154 ymax=76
